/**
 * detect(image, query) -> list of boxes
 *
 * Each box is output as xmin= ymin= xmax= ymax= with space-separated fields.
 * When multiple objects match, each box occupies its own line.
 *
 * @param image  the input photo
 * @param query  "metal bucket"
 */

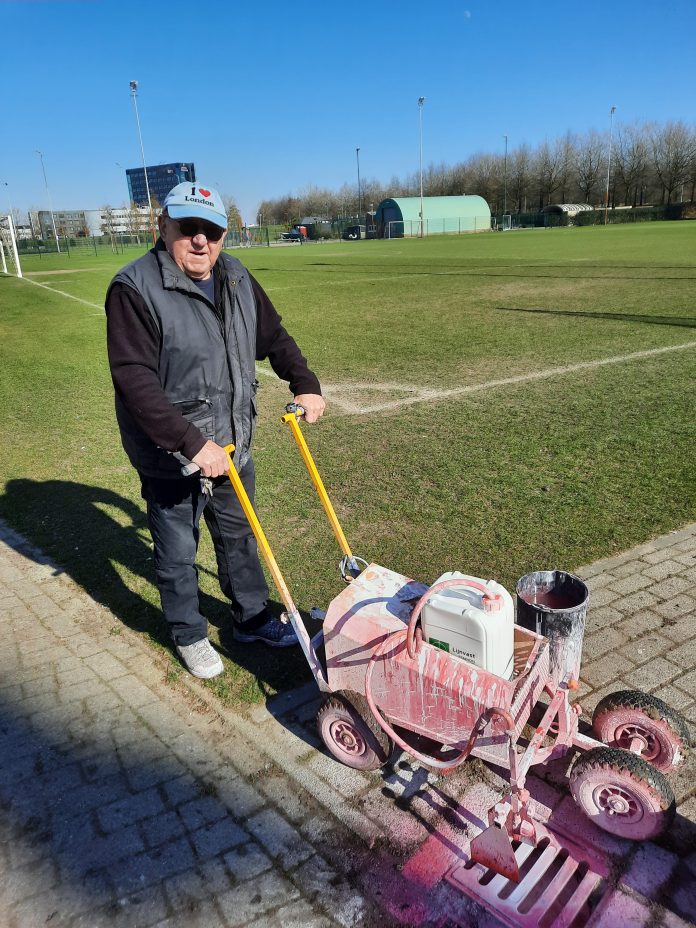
xmin=515 ymin=571 xmax=589 ymax=687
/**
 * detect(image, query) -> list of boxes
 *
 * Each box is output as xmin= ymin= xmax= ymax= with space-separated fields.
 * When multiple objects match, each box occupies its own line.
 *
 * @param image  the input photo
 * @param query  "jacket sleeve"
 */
xmin=105 ymin=282 xmax=207 ymax=460
xmin=250 ymin=273 xmax=322 ymax=395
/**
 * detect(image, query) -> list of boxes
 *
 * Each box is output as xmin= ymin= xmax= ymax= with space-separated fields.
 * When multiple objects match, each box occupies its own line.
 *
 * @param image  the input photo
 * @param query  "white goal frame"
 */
xmin=0 ymin=214 xmax=23 ymax=278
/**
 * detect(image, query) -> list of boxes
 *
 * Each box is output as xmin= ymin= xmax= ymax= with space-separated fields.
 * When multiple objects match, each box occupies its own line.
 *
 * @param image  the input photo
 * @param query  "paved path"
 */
xmin=1 ymin=519 xmax=696 ymax=927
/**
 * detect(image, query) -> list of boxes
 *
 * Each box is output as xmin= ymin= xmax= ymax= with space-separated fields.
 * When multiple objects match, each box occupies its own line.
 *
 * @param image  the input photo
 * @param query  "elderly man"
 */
xmin=105 ymin=183 xmax=325 ymax=679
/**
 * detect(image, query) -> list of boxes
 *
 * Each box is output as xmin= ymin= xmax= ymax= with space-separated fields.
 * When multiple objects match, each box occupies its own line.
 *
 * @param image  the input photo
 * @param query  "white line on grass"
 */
xmin=19 ymin=275 xmax=104 ymax=312
xmin=324 ymin=340 xmax=696 ymax=414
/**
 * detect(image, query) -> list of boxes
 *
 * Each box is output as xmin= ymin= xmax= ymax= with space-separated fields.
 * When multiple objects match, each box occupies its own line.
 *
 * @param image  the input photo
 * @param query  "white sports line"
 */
xmin=15 ymin=275 xmax=696 ymax=416
xmin=261 ymin=339 xmax=696 ymax=415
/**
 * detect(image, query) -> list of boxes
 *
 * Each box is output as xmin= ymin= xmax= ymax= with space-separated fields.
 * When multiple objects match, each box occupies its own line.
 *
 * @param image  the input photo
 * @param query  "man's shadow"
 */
xmin=1 ymin=479 xmax=315 ymax=695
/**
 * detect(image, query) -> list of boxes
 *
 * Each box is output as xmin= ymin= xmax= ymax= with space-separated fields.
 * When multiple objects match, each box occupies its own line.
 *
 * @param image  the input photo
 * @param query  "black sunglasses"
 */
xmin=175 ymin=218 xmax=225 ymax=242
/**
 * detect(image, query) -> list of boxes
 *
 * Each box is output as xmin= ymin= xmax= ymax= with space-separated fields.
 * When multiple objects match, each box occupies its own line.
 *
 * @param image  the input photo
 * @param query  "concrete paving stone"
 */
xmin=307 ymin=752 xmax=372 ymax=798
xmin=19 ymin=673 xmax=58 ymax=698
xmin=68 ymin=637 xmax=111 ymax=659
xmin=141 ymin=810 xmax=188 ymax=849
xmin=51 ymin=772 xmax=133 ymax=820
xmin=162 ymin=866 xmax=219 ymax=911
xmin=98 ymin=786 xmax=165 ymax=833
xmin=190 ymin=816 xmax=248 ymax=860
xmin=208 ymin=771 xmax=267 ymax=820
xmin=19 ymin=644 xmax=70 ymax=670
xmin=584 ymin=572 xmax=618 ymax=591
xmin=666 ymin=638 xmax=696 ymax=672
xmin=293 ymin=854 xmax=367 ymax=926
xmin=675 ymin=551 xmax=696 ymax=568
xmin=656 ymin=594 xmax=696 ymax=622
xmin=160 ymin=772 xmax=210 ymax=808
xmin=49 ymin=653 xmax=85 ymax=674
xmin=258 ymin=773 xmax=316 ymax=824
xmin=644 ymin=560 xmax=690 ymax=582
xmin=625 ymin=658 xmax=681 ymax=693
xmin=575 ymin=680 xmax=633 ymax=716
xmin=84 ymin=650 xmax=130 ymax=681
xmin=216 ymin=870 xmax=301 ymax=926
xmin=622 ymin=843 xmax=679 ymax=900
xmin=58 ymin=677 xmax=109 ymax=705
xmin=674 ymin=669 xmax=696 ymax=699
xmin=17 ymin=631 xmax=57 ymax=654
xmin=651 ymin=685 xmax=693 ymax=712
xmin=9 ymin=882 xmax=108 ymax=928
xmin=124 ymin=755 xmax=188 ymax=794
xmin=613 ymin=609 xmax=666 ymax=640
xmin=178 ymin=794 xmax=229 ymax=831
xmin=246 ymin=807 xmax=314 ymax=869
xmin=607 ymin=573 xmax=653 ymax=596
xmin=0 ymin=854 xmax=58 ymax=907
xmin=28 ymin=697 xmax=87 ymax=733
xmin=651 ymin=576 xmax=694 ymax=600
xmin=151 ymin=900 xmax=227 ymax=928
xmin=659 ymin=908 xmax=696 ymax=928
xmin=587 ymin=604 xmax=626 ymax=626
xmin=197 ymin=855 xmax=235 ymax=893
xmin=682 ymin=565 xmax=696 ymax=583
xmin=168 ymin=731 xmax=224 ymax=777
xmin=591 ymin=888 xmax=652 ymax=926
xmin=581 ymin=653 xmax=632 ymax=689
xmin=614 ymin=589 xmax=661 ymax=614
xmin=620 ymin=632 xmax=672 ymax=665
xmin=586 ymin=586 xmax=621 ymax=607
xmin=607 ymin=561 xmax=650 ymax=580
xmin=661 ymin=616 xmax=696 ymax=644
xmin=356 ymin=789 xmax=432 ymax=851
xmin=224 ymin=841 xmax=274 ymax=882
xmin=108 ymin=674 xmax=160 ymax=708
xmin=261 ymin=900 xmax=339 ymax=928
xmin=110 ymin=836 xmax=197 ymax=897
xmin=263 ymin=680 xmax=321 ymax=718
xmin=71 ymin=886 xmax=170 ymax=928
xmin=643 ymin=546 xmax=685 ymax=565
xmin=670 ymin=862 xmax=696 ymax=924
xmin=133 ymin=702 xmax=188 ymax=742
xmin=214 ymin=725 xmax=269 ymax=779
xmin=665 ymin=754 xmax=696 ymax=804
xmin=0 ymin=683 xmax=24 ymax=705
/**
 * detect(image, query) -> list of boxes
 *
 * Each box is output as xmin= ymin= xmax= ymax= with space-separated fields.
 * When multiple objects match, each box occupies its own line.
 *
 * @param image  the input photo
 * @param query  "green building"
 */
xmin=376 ymin=195 xmax=491 ymax=238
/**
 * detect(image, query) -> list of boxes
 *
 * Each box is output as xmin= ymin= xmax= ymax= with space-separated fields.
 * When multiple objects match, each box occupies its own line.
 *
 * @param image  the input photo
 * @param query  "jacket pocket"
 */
xmin=175 ymin=397 xmax=215 ymax=440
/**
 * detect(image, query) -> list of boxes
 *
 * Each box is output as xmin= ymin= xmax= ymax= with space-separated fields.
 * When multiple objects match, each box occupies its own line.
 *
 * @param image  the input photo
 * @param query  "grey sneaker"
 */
xmin=232 ymin=615 xmax=299 ymax=648
xmin=175 ymin=638 xmax=224 ymax=678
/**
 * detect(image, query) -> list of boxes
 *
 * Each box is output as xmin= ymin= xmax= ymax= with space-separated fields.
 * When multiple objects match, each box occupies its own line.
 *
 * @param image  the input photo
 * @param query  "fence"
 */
xmin=385 ymin=216 xmax=491 ymax=238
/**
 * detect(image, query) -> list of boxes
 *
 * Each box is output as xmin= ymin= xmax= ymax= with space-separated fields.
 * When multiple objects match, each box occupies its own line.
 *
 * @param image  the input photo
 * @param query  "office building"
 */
xmin=126 ymin=162 xmax=196 ymax=207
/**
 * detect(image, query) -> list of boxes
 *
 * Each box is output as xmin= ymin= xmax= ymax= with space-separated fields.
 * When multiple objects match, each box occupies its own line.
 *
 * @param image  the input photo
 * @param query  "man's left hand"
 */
xmin=294 ymin=393 xmax=326 ymax=423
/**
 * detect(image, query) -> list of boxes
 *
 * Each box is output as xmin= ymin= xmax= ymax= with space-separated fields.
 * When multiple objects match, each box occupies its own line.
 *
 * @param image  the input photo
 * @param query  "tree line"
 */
xmin=256 ymin=120 xmax=696 ymax=225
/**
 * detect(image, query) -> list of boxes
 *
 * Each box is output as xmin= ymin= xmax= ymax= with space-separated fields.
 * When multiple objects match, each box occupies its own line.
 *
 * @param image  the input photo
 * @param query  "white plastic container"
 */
xmin=420 ymin=571 xmax=515 ymax=679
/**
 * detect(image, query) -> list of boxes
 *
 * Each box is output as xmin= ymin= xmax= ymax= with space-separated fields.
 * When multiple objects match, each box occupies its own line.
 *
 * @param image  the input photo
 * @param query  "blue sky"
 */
xmin=1 ymin=0 xmax=694 ymax=223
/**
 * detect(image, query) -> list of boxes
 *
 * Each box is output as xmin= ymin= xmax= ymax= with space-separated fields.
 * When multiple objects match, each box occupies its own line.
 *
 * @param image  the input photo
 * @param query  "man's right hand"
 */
xmin=191 ymin=440 xmax=231 ymax=478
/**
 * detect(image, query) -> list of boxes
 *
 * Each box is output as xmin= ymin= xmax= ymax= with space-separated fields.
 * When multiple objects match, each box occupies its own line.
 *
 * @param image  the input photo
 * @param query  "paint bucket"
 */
xmin=515 ymin=570 xmax=589 ymax=687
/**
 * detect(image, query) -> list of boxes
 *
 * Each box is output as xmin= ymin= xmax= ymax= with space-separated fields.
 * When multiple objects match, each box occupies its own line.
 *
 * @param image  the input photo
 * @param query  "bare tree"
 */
xmin=648 ymin=121 xmax=696 ymax=203
xmin=534 ymin=140 xmax=564 ymax=208
xmin=614 ymin=124 xmax=651 ymax=206
xmin=574 ymin=130 xmax=605 ymax=204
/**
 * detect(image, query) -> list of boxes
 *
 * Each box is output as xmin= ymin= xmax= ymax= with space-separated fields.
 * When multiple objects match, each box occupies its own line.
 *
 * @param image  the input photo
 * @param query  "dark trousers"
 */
xmin=140 ymin=460 xmax=269 ymax=646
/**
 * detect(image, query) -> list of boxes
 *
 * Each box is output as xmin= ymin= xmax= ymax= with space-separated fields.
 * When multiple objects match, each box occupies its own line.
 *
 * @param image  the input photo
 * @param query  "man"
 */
xmin=105 ymin=183 xmax=325 ymax=679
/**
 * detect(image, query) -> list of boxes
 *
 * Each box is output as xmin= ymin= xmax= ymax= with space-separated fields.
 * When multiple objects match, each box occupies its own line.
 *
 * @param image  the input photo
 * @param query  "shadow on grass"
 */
xmin=0 ymin=479 xmax=312 ymax=696
xmin=497 ymin=306 xmax=696 ymax=328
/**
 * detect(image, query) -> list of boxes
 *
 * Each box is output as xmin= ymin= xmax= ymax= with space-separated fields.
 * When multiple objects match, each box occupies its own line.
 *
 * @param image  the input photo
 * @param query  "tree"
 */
xmin=574 ymin=131 xmax=605 ymax=204
xmin=614 ymin=124 xmax=650 ymax=206
xmin=649 ymin=121 xmax=696 ymax=204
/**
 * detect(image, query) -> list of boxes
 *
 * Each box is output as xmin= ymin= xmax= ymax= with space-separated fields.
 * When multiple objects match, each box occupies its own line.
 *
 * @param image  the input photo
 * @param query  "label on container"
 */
xmin=429 ymin=637 xmax=450 ymax=653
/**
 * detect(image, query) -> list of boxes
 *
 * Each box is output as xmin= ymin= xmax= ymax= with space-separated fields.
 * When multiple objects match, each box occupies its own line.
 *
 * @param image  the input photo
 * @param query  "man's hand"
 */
xmin=191 ymin=440 xmax=231 ymax=478
xmin=295 ymin=393 xmax=326 ymax=423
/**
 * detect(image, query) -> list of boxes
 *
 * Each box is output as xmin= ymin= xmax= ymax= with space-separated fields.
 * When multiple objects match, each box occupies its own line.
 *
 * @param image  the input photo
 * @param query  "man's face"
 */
xmin=159 ymin=212 xmax=227 ymax=280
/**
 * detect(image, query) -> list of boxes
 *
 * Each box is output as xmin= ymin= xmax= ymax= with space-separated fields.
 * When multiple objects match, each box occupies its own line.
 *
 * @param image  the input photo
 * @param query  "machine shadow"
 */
xmin=0 ymin=479 xmax=312 ymax=695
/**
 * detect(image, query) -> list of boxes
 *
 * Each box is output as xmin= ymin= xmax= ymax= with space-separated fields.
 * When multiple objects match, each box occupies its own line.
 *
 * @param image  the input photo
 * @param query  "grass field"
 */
xmin=1 ymin=222 xmax=695 ymax=703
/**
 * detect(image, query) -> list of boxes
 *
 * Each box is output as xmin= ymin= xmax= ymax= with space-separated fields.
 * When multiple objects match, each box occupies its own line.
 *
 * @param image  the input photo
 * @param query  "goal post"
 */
xmin=0 ymin=214 xmax=23 ymax=278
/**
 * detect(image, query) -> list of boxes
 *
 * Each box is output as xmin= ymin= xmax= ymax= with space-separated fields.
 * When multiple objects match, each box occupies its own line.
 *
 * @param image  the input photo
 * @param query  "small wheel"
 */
xmin=570 ymin=746 xmax=675 ymax=840
xmin=317 ymin=692 xmax=393 ymax=771
xmin=592 ymin=689 xmax=691 ymax=772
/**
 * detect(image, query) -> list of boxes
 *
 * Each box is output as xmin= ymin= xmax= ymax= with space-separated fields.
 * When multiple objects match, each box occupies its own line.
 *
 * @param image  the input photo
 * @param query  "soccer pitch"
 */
xmin=1 ymin=222 xmax=694 ymax=701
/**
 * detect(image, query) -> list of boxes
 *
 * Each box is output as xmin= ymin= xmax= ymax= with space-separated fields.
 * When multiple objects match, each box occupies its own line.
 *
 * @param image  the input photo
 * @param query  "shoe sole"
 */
xmin=232 ymin=631 xmax=298 ymax=648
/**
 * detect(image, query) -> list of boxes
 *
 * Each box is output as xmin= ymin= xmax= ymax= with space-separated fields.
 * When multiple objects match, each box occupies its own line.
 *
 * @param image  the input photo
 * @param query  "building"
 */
xmin=376 ymin=195 xmax=491 ymax=237
xmin=36 ymin=206 xmax=152 ymax=239
xmin=126 ymin=162 xmax=195 ymax=207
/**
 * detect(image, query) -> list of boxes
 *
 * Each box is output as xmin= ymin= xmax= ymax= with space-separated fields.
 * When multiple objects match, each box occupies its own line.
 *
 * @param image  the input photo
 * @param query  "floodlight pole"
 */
xmin=604 ymin=106 xmax=616 ymax=226
xmin=355 ymin=147 xmax=361 ymax=220
xmin=418 ymin=96 xmax=425 ymax=237
xmin=35 ymin=150 xmax=60 ymax=253
xmin=129 ymin=80 xmax=157 ymax=244
xmin=503 ymin=134 xmax=508 ymax=216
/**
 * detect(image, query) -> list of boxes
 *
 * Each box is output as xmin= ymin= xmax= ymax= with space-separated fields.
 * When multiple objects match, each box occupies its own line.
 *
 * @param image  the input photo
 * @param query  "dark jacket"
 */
xmin=106 ymin=242 xmax=320 ymax=477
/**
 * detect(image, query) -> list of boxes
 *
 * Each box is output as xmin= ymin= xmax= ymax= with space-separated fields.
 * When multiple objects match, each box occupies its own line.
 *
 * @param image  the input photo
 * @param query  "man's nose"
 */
xmin=191 ymin=231 xmax=208 ymax=246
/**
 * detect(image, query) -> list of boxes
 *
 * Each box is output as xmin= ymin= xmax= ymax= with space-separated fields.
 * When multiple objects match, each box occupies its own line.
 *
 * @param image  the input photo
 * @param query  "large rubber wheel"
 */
xmin=592 ymin=689 xmax=691 ymax=773
xmin=570 ymin=746 xmax=675 ymax=840
xmin=317 ymin=692 xmax=393 ymax=771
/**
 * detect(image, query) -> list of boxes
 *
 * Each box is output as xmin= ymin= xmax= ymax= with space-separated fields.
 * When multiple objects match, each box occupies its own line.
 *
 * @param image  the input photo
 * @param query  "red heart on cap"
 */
xmin=198 ymin=188 xmax=211 ymax=198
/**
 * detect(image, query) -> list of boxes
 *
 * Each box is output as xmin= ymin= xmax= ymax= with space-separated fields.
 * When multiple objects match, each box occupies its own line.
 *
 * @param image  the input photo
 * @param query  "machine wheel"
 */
xmin=570 ymin=746 xmax=675 ymax=840
xmin=317 ymin=692 xmax=393 ymax=771
xmin=592 ymin=689 xmax=690 ymax=773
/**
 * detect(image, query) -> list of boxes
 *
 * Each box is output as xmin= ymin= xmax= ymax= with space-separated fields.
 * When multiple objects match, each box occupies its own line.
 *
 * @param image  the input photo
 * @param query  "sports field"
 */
xmin=1 ymin=222 xmax=694 ymax=702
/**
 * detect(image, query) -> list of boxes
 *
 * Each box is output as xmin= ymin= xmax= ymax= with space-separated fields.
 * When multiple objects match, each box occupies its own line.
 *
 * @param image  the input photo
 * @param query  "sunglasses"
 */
xmin=175 ymin=218 xmax=225 ymax=242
